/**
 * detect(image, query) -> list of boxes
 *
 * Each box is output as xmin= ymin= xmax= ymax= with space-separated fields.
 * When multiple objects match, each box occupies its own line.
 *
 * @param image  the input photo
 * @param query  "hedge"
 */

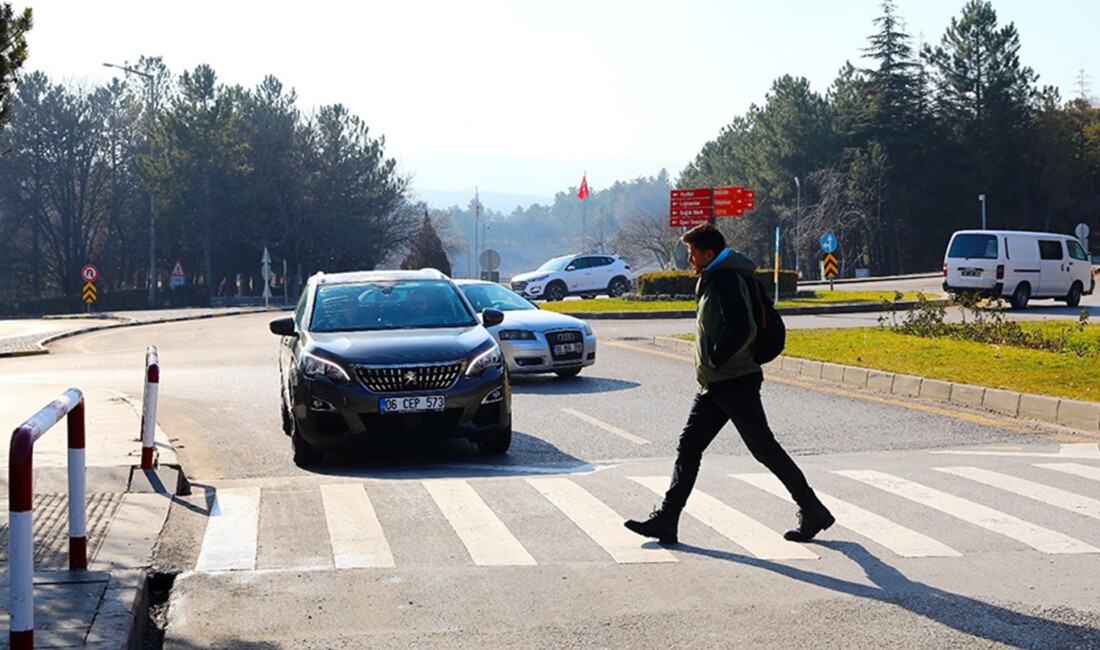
xmin=1 ymin=284 xmax=211 ymax=317
xmin=636 ymin=269 xmax=798 ymax=297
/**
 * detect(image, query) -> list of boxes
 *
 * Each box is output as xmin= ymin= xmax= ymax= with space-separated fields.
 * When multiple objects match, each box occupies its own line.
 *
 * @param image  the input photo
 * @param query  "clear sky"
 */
xmin=21 ymin=0 xmax=1100 ymax=204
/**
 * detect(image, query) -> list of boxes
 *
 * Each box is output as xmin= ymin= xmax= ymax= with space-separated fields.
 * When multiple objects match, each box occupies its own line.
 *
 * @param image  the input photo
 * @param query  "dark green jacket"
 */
xmin=694 ymin=248 xmax=761 ymax=391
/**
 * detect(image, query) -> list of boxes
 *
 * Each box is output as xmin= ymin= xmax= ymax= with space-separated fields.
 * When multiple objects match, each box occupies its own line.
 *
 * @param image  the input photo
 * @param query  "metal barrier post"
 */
xmin=8 ymin=388 xmax=86 ymax=650
xmin=141 ymin=345 xmax=159 ymax=469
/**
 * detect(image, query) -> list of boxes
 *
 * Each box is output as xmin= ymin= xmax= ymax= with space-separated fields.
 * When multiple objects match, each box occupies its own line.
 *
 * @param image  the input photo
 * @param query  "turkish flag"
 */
xmin=578 ymin=174 xmax=589 ymax=200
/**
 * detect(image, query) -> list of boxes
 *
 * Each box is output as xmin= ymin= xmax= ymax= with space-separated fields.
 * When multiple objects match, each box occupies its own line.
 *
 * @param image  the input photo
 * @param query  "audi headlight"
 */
xmin=465 ymin=343 xmax=504 ymax=376
xmin=499 ymin=329 xmax=536 ymax=340
xmin=582 ymin=323 xmax=593 ymax=336
xmin=300 ymin=351 xmax=351 ymax=383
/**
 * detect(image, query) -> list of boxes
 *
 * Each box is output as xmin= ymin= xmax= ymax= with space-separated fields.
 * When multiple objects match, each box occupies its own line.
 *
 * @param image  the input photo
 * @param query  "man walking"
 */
xmin=624 ymin=223 xmax=834 ymax=545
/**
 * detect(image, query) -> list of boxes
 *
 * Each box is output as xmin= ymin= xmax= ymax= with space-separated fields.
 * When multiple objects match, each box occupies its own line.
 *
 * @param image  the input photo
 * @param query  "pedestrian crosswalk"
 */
xmin=193 ymin=456 xmax=1100 ymax=573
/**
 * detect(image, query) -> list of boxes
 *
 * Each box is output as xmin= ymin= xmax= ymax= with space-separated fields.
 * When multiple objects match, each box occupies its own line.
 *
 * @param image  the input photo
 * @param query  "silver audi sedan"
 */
xmin=455 ymin=279 xmax=597 ymax=378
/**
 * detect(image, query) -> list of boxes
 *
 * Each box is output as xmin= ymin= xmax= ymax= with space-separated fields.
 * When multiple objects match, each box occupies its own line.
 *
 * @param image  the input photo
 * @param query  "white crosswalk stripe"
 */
xmin=629 ymin=476 xmax=818 ymax=560
xmin=191 ymin=461 xmax=1100 ymax=573
xmin=1037 ymin=462 xmax=1100 ymax=482
xmin=935 ymin=466 xmax=1100 ymax=521
xmin=526 ymin=477 xmax=676 ymax=564
xmin=732 ymin=473 xmax=962 ymax=558
xmin=424 ymin=479 xmax=536 ymax=566
xmin=320 ymin=483 xmax=394 ymax=568
xmin=835 ymin=469 xmax=1100 ymax=554
xmin=196 ymin=487 xmax=260 ymax=572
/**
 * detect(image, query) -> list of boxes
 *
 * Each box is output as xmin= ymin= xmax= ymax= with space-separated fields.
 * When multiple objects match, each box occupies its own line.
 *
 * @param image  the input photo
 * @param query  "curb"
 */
xmin=559 ymin=299 xmax=941 ymax=320
xmin=652 ymin=335 xmax=1100 ymax=434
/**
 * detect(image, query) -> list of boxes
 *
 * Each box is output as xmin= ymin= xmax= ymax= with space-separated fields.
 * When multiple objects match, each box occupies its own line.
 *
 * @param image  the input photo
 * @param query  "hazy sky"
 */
xmin=22 ymin=0 xmax=1100 ymax=203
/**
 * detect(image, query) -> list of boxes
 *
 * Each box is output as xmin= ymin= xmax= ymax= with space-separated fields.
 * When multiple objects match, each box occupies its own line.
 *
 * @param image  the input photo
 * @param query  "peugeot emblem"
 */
xmin=403 ymin=370 xmax=418 ymax=386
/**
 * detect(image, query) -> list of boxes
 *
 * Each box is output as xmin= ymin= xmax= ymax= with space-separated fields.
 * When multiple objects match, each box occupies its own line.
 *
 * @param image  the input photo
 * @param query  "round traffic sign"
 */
xmin=81 ymin=264 xmax=99 ymax=283
xmin=479 ymin=248 xmax=501 ymax=272
xmin=820 ymin=232 xmax=838 ymax=253
xmin=1075 ymin=223 xmax=1090 ymax=241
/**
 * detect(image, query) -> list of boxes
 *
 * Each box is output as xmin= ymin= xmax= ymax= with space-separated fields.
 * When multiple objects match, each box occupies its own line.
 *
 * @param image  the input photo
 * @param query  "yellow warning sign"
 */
xmin=823 ymin=253 xmax=839 ymax=279
xmin=82 ymin=281 xmax=97 ymax=304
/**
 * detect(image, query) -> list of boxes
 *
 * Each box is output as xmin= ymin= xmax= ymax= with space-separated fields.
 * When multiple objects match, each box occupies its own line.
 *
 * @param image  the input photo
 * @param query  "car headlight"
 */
xmin=526 ymin=275 xmax=548 ymax=284
xmin=300 ymin=351 xmax=351 ymax=383
xmin=465 ymin=343 xmax=504 ymax=376
xmin=582 ymin=323 xmax=593 ymax=336
xmin=499 ymin=329 xmax=536 ymax=340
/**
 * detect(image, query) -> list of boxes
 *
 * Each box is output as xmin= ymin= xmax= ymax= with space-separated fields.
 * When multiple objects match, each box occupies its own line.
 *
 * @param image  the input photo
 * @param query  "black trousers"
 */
xmin=664 ymin=372 xmax=815 ymax=511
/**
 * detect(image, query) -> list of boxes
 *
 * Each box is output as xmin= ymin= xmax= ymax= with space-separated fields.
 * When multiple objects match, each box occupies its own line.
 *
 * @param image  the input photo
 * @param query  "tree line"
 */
xmin=1 ymin=0 xmax=1097 ymax=309
xmin=678 ymin=0 xmax=1099 ymax=277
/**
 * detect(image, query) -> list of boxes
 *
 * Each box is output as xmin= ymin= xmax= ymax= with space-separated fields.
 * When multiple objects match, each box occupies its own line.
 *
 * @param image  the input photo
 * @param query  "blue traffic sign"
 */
xmin=821 ymin=232 xmax=838 ymax=253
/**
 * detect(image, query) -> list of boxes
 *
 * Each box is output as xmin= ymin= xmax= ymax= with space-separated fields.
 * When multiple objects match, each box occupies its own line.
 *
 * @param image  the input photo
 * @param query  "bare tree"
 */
xmin=610 ymin=211 xmax=681 ymax=270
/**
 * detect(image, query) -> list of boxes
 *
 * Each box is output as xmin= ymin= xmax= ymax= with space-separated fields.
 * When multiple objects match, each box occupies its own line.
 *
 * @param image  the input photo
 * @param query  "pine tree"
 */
xmin=401 ymin=212 xmax=452 ymax=276
xmin=0 ymin=4 xmax=32 ymax=131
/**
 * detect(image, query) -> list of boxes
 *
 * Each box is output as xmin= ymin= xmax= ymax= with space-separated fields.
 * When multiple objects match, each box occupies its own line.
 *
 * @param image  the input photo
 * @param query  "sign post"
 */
xmin=821 ymin=232 xmax=839 ymax=288
xmin=261 ymin=248 xmax=273 ymax=308
xmin=169 ymin=260 xmax=186 ymax=290
xmin=80 ymin=264 xmax=99 ymax=311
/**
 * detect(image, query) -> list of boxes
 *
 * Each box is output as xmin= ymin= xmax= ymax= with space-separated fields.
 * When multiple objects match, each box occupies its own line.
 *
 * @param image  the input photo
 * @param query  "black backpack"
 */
xmin=742 ymin=272 xmax=786 ymax=364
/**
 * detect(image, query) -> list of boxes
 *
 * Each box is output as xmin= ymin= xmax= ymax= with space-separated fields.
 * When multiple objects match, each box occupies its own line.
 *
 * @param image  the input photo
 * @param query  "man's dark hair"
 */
xmin=681 ymin=223 xmax=726 ymax=255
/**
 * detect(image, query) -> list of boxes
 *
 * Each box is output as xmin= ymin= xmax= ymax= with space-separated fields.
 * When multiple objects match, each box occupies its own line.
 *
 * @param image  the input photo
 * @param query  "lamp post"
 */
xmin=793 ymin=176 xmax=801 ymax=280
xmin=103 ymin=62 xmax=157 ymax=307
xmin=978 ymin=193 xmax=986 ymax=229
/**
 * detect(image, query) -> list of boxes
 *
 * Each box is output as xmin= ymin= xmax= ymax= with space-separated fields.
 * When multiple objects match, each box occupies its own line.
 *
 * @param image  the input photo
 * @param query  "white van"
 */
xmin=942 ymin=230 xmax=1095 ymax=309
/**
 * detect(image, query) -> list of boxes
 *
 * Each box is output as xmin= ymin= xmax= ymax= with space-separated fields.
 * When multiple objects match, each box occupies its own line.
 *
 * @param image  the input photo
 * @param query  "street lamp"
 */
xmin=103 ymin=62 xmax=157 ymax=308
xmin=978 ymin=193 xmax=986 ymax=230
xmin=793 ymin=176 xmax=801 ymax=280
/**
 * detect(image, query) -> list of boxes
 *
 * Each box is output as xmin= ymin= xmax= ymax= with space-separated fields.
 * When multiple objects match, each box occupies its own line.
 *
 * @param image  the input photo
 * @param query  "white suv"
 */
xmin=510 ymin=253 xmax=634 ymax=301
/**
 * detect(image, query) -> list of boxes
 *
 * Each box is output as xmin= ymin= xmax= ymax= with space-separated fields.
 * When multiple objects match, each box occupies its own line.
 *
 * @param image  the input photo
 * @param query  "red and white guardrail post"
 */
xmin=141 ymin=345 xmax=159 ymax=469
xmin=8 ymin=388 xmax=88 ymax=650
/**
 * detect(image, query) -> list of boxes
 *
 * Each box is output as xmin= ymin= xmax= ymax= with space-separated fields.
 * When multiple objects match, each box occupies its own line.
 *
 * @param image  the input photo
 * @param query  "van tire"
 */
xmin=1066 ymin=281 xmax=1083 ymax=307
xmin=1009 ymin=283 xmax=1031 ymax=309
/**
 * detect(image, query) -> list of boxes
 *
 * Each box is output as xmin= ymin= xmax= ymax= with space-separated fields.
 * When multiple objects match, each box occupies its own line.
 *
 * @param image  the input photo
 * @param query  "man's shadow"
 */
xmin=676 ymin=540 xmax=1100 ymax=649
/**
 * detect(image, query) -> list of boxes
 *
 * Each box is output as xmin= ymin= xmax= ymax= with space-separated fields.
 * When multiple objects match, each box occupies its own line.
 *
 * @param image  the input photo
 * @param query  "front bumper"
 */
xmin=290 ymin=367 xmax=511 ymax=450
xmin=510 ymin=280 xmax=545 ymax=299
xmin=499 ymin=333 xmax=597 ymax=374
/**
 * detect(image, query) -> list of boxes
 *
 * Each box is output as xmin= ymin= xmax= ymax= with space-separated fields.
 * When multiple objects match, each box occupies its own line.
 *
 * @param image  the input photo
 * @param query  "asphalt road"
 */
xmin=3 ymin=312 xmax=1098 ymax=648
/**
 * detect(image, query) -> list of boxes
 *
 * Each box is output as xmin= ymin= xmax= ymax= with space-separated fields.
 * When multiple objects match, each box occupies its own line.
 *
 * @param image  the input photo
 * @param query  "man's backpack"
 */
xmin=743 ymin=273 xmax=786 ymax=364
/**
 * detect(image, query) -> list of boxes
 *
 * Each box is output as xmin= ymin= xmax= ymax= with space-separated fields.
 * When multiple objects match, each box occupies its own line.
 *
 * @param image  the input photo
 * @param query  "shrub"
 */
xmin=636 ymin=269 xmax=798 ymax=297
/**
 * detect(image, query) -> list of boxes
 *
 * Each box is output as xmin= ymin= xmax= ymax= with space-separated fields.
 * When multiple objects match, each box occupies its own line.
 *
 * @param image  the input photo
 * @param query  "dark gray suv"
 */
xmin=269 ymin=269 xmax=511 ymax=466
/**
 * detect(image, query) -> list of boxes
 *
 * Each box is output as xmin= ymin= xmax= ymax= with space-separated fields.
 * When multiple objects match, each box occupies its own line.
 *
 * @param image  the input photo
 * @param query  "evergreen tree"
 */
xmin=0 ymin=3 xmax=31 ymax=131
xmin=401 ymin=212 xmax=452 ymax=276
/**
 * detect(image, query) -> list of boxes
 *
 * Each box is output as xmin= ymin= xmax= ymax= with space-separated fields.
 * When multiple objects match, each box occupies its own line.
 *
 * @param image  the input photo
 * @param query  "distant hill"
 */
xmin=412 ymin=188 xmax=554 ymax=214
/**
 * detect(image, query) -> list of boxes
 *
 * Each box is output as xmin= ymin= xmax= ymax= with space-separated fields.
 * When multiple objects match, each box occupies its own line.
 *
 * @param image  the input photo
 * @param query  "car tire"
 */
xmin=1066 ymin=281 xmax=1083 ymax=307
xmin=608 ymin=276 xmax=628 ymax=298
xmin=477 ymin=425 xmax=511 ymax=455
xmin=280 ymin=397 xmax=293 ymax=437
xmin=291 ymin=424 xmax=323 ymax=467
xmin=545 ymin=282 xmax=567 ymax=302
xmin=554 ymin=368 xmax=581 ymax=378
xmin=1009 ymin=282 xmax=1031 ymax=309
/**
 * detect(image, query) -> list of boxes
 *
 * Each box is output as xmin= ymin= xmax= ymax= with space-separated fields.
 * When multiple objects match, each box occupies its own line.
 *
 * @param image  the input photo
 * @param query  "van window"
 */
xmin=1038 ymin=240 xmax=1064 ymax=260
xmin=1067 ymin=240 xmax=1089 ymax=261
xmin=947 ymin=234 xmax=997 ymax=259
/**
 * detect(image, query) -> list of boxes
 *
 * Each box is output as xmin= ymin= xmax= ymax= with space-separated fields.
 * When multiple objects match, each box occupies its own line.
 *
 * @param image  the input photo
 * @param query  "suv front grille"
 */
xmin=511 ymin=281 xmax=528 ymax=292
xmin=355 ymin=361 xmax=464 ymax=393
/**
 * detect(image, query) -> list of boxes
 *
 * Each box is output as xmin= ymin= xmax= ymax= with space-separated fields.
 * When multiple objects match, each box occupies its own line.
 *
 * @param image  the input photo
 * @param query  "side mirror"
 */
xmin=269 ymin=317 xmax=297 ymax=337
xmin=565 ymin=265 xmax=575 ymax=272
xmin=481 ymin=308 xmax=504 ymax=327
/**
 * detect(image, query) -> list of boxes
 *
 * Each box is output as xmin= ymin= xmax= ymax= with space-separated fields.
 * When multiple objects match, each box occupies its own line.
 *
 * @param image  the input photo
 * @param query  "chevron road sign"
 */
xmin=823 ymin=253 xmax=839 ymax=279
xmin=82 ymin=281 xmax=97 ymax=304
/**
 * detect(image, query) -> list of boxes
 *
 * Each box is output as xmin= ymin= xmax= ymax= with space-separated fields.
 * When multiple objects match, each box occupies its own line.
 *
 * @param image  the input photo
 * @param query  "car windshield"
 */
xmin=536 ymin=256 xmax=572 ymax=272
xmin=460 ymin=283 xmax=537 ymax=312
xmin=310 ymin=279 xmax=476 ymax=332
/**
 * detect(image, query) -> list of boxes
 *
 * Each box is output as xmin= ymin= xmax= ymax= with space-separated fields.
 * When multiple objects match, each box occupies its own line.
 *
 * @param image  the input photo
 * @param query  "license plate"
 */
xmin=554 ymin=343 xmax=582 ymax=355
xmin=961 ymin=269 xmax=981 ymax=277
xmin=380 ymin=395 xmax=445 ymax=413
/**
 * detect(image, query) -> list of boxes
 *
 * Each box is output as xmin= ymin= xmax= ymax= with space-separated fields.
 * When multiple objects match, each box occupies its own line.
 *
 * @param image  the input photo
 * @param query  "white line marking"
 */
xmin=733 ymin=473 xmax=961 ymax=558
xmin=1036 ymin=463 xmax=1100 ymax=482
xmin=936 ymin=466 xmax=1100 ymax=521
xmin=320 ymin=483 xmax=395 ymax=568
xmin=424 ymin=480 xmax=536 ymax=566
xmin=562 ymin=408 xmax=650 ymax=445
xmin=526 ymin=477 xmax=675 ymax=564
xmin=630 ymin=476 xmax=818 ymax=560
xmin=835 ymin=470 xmax=1099 ymax=554
xmin=196 ymin=487 xmax=260 ymax=572
xmin=931 ymin=443 xmax=1100 ymax=459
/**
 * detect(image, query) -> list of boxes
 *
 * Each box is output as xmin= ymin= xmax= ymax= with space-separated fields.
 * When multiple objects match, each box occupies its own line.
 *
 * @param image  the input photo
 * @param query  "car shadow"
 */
xmin=306 ymin=428 xmax=600 ymax=480
xmin=509 ymin=374 xmax=639 ymax=395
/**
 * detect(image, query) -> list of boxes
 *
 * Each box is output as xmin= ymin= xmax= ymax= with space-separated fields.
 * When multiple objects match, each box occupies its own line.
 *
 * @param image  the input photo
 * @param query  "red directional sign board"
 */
xmin=670 ymin=188 xmax=712 ymax=227
xmin=712 ymin=186 xmax=743 ymax=217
